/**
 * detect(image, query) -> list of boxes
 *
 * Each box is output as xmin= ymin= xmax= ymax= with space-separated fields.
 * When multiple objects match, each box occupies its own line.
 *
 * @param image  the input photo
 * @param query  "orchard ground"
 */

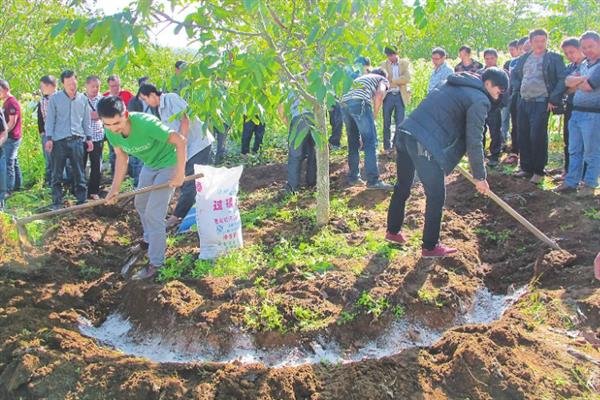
xmin=0 ymin=136 xmax=599 ymax=399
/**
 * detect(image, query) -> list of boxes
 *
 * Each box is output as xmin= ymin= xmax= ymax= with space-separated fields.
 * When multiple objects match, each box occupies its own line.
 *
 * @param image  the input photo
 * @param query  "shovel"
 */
xmin=14 ymin=172 xmax=203 ymax=253
xmin=457 ymin=166 xmax=561 ymax=250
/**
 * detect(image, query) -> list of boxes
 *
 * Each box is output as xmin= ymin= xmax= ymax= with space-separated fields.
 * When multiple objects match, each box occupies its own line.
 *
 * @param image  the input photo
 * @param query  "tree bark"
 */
xmin=314 ymin=103 xmax=329 ymax=226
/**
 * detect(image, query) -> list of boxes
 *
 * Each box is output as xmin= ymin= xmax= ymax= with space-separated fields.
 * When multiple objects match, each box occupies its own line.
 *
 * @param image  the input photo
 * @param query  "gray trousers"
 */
xmin=135 ymin=165 xmax=175 ymax=266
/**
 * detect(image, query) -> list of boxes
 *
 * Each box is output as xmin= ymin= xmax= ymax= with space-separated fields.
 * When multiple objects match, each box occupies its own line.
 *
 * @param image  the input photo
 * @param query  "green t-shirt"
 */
xmin=105 ymin=112 xmax=177 ymax=169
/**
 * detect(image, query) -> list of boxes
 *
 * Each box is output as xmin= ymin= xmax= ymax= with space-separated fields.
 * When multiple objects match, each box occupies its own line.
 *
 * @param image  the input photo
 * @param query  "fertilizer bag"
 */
xmin=194 ymin=164 xmax=244 ymax=259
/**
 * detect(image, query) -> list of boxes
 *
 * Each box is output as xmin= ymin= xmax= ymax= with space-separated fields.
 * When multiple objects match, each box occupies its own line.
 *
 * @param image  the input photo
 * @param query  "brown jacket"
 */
xmin=380 ymin=58 xmax=411 ymax=105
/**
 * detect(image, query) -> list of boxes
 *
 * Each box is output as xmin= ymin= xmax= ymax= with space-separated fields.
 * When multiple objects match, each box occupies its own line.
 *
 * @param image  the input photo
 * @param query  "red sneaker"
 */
xmin=422 ymin=244 xmax=458 ymax=258
xmin=385 ymin=231 xmax=407 ymax=245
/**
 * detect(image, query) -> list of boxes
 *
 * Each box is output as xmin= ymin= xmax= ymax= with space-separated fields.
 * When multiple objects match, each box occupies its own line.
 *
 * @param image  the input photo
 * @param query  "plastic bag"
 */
xmin=194 ymin=165 xmax=244 ymax=259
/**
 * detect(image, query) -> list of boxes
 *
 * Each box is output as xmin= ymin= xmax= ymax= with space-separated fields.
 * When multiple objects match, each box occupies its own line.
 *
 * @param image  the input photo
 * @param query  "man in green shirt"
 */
xmin=97 ymin=96 xmax=187 ymax=279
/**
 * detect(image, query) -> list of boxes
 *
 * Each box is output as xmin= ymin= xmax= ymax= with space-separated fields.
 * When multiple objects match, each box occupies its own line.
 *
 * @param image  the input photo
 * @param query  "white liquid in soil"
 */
xmin=79 ymin=287 xmax=526 ymax=367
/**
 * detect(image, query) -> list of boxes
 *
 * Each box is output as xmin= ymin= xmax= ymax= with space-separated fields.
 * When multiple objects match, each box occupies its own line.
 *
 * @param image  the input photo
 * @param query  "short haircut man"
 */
xmin=98 ymin=95 xmax=188 ymax=279
xmin=107 ymin=74 xmax=119 ymax=83
xmin=86 ymin=75 xmax=100 ymax=84
xmin=432 ymin=47 xmax=446 ymax=58
xmin=60 ymin=70 xmax=76 ymax=83
xmin=386 ymin=67 xmax=508 ymax=257
xmin=529 ymin=29 xmax=548 ymax=41
xmin=40 ymin=75 xmax=57 ymax=87
xmin=561 ymin=37 xmax=580 ymax=49
xmin=459 ymin=45 xmax=472 ymax=54
xmin=509 ymin=40 xmax=518 ymax=49
xmin=483 ymin=48 xmax=498 ymax=58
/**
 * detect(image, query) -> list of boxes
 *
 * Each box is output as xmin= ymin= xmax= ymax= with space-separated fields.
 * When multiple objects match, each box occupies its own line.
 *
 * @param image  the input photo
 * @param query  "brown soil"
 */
xmin=1 ymin=158 xmax=599 ymax=399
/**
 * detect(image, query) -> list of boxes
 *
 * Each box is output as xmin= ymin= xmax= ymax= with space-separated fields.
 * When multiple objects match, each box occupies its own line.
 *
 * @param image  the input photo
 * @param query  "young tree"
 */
xmin=54 ymin=0 xmax=395 ymax=225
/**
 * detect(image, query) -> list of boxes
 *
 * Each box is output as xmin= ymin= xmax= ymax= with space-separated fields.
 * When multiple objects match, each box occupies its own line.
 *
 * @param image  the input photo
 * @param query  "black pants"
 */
xmin=483 ymin=107 xmax=503 ymax=161
xmin=387 ymin=133 xmax=445 ymax=250
xmin=173 ymin=145 xmax=213 ymax=219
xmin=213 ymin=124 xmax=229 ymax=164
xmin=509 ymin=94 xmax=519 ymax=154
xmin=328 ymin=102 xmax=344 ymax=147
xmin=287 ymin=113 xmax=317 ymax=191
xmin=382 ymin=93 xmax=405 ymax=150
xmin=518 ymin=99 xmax=549 ymax=175
xmin=83 ymin=140 xmax=104 ymax=196
xmin=51 ymin=137 xmax=87 ymax=205
xmin=241 ymin=117 xmax=265 ymax=154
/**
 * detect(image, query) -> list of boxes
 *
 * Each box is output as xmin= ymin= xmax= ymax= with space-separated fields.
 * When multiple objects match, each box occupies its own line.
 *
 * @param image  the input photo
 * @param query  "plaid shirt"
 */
xmin=87 ymin=95 xmax=104 ymax=142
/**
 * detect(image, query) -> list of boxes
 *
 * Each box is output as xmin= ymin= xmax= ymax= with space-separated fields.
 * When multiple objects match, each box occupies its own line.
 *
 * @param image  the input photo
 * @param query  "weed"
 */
xmin=569 ymin=365 xmax=591 ymax=391
xmin=418 ymin=288 xmax=444 ymax=307
xmin=191 ymin=259 xmax=212 ymax=278
xmin=244 ymin=300 xmax=285 ymax=332
xmin=583 ymin=208 xmax=600 ymax=221
xmin=336 ymin=310 xmax=357 ymax=325
xmin=357 ymin=291 xmax=389 ymax=318
xmin=292 ymin=306 xmax=329 ymax=331
xmin=116 ymin=235 xmax=132 ymax=246
xmin=537 ymin=177 xmax=557 ymax=191
xmin=475 ymin=227 xmax=511 ymax=244
xmin=158 ymin=254 xmax=195 ymax=282
xmin=393 ymin=304 xmax=406 ymax=319
xmin=79 ymin=263 xmax=102 ymax=280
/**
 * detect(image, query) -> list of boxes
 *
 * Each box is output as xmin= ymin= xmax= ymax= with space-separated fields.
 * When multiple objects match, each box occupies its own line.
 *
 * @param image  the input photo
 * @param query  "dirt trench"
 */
xmin=0 ymin=159 xmax=599 ymax=399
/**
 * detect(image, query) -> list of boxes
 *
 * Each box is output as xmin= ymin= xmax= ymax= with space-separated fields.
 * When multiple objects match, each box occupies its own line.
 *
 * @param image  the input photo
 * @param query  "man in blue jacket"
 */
xmin=385 ymin=68 xmax=508 ymax=258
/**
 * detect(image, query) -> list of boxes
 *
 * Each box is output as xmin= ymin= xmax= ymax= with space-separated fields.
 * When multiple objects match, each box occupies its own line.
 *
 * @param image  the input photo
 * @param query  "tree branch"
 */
xmin=256 ymin=5 xmax=317 ymax=104
xmin=150 ymin=7 xmax=260 ymax=38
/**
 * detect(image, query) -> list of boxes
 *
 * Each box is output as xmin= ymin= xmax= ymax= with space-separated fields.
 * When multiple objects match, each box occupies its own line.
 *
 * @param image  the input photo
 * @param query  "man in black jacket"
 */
xmin=510 ymin=29 xmax=566 ymax=183
xmin=385 ymin=69 xmax=508 ymax=258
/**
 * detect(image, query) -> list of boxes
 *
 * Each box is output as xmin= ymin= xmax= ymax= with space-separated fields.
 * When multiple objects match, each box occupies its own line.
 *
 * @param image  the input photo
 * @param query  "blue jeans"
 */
xmin=565 ymin=111 xmax=600 ymax=188
xmin=342 ymin=99 xmax=380 ymax=185
xmin=4 ymin=138 xmax=22 ymax=192
xmin=0 ymin=147 xmax=7 ymax=201
xmin=51 ymin=137 xmax=87 ymax=205
xmin=128 ymin=156 xmax=143 ymax=188
xmin=382 ymin=92 xmax=405 ymax=150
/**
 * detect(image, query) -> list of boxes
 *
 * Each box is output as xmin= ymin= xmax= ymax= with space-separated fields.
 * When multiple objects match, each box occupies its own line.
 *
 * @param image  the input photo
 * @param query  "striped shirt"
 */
xmin=87 ymin=95 xmax=104 ymax=142
xmin=342 ymin=74 xmax=389 ymax=103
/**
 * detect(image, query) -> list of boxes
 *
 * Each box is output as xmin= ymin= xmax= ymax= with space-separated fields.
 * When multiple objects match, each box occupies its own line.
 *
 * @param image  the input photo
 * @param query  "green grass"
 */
xmin=417 ymin=288 xmax=444 ymax=307
xmin=356 ymin=291 xmax=389 ymax=318
xmin=157 ymin=253 xmax=195 ymax=282
xmin=244 ymin=300 xmax=285 ymax=332
xmin=336 ymin=310 xmax=357 ymax=325
xmin=292 ymin=306 xmax=330 ymax=331
xmin=583 ymin=208 xmax=600 ymax=221
xmin=474 ymin=227 xmax=511 ymax=244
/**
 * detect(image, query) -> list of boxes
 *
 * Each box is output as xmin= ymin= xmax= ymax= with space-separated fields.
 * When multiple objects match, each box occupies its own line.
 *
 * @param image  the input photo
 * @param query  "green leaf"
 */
xmin=110 ymin=19 xmax=126 ymax=50
xmin=242 ymin=0 xmax=258 ymax=12
xmin=307 ymin=25 xmax=320 ymax=45
xmin=50 ymin=19 xmax=68 ymax=38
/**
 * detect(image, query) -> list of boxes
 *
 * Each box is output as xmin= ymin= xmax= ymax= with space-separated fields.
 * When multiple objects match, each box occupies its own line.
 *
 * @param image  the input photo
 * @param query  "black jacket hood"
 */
xmin=446 ymin=72 xmax=486 ymax=93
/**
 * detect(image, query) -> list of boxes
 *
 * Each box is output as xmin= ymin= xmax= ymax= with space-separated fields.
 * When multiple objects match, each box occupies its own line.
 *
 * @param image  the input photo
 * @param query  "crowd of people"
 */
xmin=0 ymin=28 xmax=598 ymax=277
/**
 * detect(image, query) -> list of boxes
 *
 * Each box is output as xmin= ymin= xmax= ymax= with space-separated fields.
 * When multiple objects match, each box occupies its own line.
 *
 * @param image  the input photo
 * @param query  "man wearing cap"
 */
xmin=385 ymin=68 xmax=508 ymax=258
xmin=380 ymin=46 xmax=411 ymax=153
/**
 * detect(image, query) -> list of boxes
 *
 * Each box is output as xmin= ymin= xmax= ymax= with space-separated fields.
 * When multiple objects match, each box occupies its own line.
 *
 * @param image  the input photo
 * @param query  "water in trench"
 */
xmin=79 ymin=286 xmax=526 ymax=367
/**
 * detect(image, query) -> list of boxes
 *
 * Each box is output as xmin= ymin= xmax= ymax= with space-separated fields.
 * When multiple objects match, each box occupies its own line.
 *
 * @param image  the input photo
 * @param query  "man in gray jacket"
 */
xmin=45 ymin=70 xmax=92 ymax=208
xmin=386 ymin=69 xmax=508 ymax=258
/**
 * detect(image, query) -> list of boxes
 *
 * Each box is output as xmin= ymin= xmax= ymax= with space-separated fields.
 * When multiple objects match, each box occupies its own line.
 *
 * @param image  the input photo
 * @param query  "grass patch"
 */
xmin=357 ymin=291 xmax=389 ymax=318
xmin=244 ymin=300 xmax=285 ymax=332
xmin=583 ymin=208 xmax=600 ymax=221
xmin=474 ymin=227 xmax=511 ymax=244
xmin=418 ymin=287 xmax=444 ymax=307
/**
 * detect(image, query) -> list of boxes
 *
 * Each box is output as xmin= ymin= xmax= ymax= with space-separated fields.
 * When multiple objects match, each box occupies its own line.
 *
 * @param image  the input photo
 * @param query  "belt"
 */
xmin=522 ymin=96 xmax=548 ymax=103
xmin=573 ymin=106 xmax=600 ymax=114
xmin=58 ymin=135 xmax=84 ymax=142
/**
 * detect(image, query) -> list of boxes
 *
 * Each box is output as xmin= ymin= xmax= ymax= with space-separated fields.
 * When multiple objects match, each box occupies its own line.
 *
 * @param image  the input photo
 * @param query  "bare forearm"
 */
xmin=110 ymin=153 xmax=129 ymax=193
xmin=179 ymin=115 xmax=190 ymax=138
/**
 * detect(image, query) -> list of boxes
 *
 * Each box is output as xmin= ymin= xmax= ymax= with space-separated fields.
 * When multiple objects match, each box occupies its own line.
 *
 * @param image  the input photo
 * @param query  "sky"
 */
xmin=92 ymin=0 xmax=196 ymax=49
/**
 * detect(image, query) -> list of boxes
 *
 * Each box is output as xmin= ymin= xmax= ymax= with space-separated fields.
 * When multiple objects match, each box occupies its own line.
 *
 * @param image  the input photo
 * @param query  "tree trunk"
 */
xmin=314 ymin=103 xmax=330 ymax=226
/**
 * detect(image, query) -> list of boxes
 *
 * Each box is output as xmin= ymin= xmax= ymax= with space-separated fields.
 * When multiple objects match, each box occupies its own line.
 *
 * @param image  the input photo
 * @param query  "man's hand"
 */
xmin=475 ymin=179 xmax=490 ymax=195
xmin=169 ymin=171 xmax=185 ymax=188
xmin=547 ymin=103 xmax=557 ymax=112
xmin=105 ymin=189 xmax=119 ymax=205
xmin=44 ymin=139 xmax=53 ymax=153
xmin=86 ymin=140 xmax=93 ymax=152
